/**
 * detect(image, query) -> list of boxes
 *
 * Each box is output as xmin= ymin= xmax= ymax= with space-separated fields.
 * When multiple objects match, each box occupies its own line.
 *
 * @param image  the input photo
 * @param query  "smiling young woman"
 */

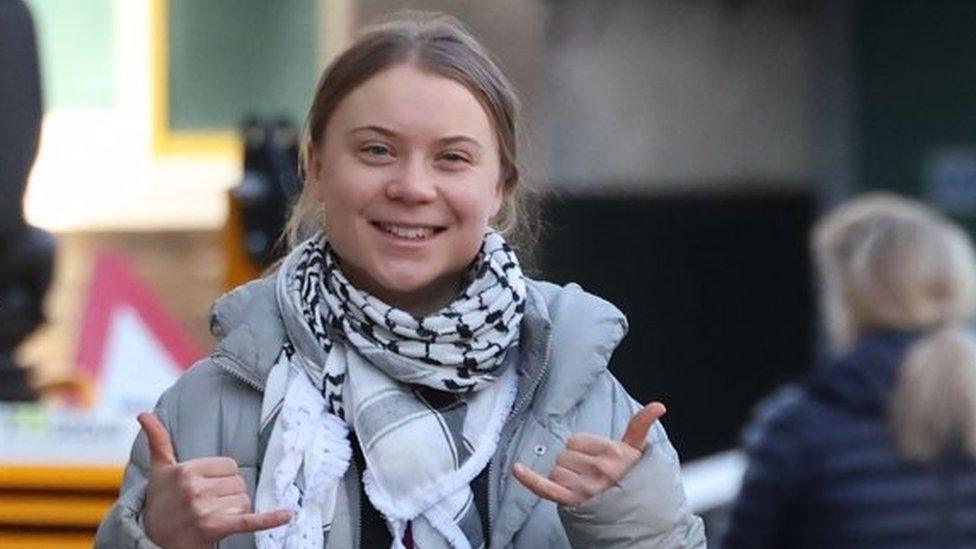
xmin=96 ymin=11 xmax=704 ymax=549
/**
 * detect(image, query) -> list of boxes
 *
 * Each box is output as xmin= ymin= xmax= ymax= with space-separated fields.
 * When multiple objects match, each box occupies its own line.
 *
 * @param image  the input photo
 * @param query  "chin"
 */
xmin=371 ymin=264 xmax=437 ymax=293
xmin=383 ymin=276 xmax=440 ymax=297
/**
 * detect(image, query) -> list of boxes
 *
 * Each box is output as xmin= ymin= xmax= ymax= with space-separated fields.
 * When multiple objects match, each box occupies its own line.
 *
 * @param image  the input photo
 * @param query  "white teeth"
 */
xmin=378 ymin=223 xmax=436 ymax=240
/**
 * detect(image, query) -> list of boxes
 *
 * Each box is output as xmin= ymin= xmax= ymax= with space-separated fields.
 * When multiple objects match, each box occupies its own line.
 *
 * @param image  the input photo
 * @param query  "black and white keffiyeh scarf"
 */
xmin=255 ymin=231 xmax=525 ymax=549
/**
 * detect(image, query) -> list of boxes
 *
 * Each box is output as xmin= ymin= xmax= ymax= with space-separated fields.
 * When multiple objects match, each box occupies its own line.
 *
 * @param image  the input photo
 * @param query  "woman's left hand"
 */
xmin=512 ymin=402 xmax=666 ymax=507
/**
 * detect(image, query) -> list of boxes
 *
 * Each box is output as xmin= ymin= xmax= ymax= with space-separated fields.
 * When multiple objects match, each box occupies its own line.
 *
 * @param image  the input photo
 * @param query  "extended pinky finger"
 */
xmin=512 ymin=462 xmax=580 ymax=507
xmin=210 ymin=509 xmax=292 ymax=539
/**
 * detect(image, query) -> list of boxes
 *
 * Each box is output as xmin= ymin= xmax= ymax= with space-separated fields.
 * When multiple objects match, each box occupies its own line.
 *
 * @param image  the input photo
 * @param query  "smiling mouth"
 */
xmin=371 ymin=221 xmax=446 ymax=241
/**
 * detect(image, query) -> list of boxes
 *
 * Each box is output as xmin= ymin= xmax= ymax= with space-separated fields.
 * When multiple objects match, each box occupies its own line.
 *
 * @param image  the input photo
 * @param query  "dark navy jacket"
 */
xmin=723 ymin=330 xmax=976 ymax=548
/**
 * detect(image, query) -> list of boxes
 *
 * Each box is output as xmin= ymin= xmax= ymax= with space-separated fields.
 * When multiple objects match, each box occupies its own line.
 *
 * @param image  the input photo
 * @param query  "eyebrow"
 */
xmin=348 ymin=125 xmax=483 ymax=149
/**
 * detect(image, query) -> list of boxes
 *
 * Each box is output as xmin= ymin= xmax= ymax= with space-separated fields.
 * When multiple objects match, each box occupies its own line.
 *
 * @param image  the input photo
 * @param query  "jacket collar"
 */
xmin=208 ymin=276 xmax=284 ymax=390
xmin=805 ymin=328 xmax=921 ymax=415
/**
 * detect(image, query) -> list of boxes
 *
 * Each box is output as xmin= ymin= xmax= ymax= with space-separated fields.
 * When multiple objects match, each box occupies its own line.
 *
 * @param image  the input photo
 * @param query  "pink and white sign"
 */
xmin=75 ymin=251 xmax=201 ymax=417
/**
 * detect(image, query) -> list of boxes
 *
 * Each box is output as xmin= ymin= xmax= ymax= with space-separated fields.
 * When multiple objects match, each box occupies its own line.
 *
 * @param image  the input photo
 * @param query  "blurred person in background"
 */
xmin=0 ymin=0 xmax=54 ymax=402
xmin=723 ymin=193 xmax=976 ymax=548
xmin=96 ymin=11 xmax=704 ymax=549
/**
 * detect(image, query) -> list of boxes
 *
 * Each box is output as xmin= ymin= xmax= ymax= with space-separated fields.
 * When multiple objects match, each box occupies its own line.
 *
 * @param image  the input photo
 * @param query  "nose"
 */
xmin=386 ymin=158 xmax=437 ymax=204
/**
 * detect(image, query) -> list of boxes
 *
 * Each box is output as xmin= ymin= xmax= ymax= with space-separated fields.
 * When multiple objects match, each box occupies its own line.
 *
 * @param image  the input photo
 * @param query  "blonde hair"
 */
xmin=282 ymin=11 xmax=537 ymax=255
xmin=813 ymin=193 xmax=976 ymax=461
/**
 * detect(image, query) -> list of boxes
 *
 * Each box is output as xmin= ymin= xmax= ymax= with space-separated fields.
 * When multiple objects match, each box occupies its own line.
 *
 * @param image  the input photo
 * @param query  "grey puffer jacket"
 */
xmin=95 ymin=277 xmax=705 ymax=548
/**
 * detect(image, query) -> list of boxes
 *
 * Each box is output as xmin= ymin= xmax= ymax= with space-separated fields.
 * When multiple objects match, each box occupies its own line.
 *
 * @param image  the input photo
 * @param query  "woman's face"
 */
xmin=309 ymin=63 xmax=504 ymax=315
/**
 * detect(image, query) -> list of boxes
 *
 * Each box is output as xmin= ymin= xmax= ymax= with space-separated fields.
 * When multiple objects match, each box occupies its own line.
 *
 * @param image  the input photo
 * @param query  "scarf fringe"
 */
xmin=260 ymin=369 xmax=351 ymax=548
xmin=423 ymin=506 xmax=474 ymax=549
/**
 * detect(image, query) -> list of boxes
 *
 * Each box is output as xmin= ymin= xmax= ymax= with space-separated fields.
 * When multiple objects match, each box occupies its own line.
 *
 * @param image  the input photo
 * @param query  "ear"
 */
xmin=490 ymin=179 xmax=505 ymax=220
xmin=307 ymin=147 xmax=326 ymax=202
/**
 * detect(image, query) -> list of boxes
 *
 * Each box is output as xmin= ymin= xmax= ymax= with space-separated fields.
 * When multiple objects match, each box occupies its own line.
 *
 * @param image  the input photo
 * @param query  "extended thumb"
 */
xmin=138 ymin=412 xmax=176 ymax=467
xmin=621 ymin=402 xmax=666 ymax=452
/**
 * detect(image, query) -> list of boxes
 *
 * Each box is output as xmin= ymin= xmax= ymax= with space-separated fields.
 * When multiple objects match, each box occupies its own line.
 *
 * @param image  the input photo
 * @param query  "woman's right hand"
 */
xmin=137 ymin=413 xmax=291 ymax=549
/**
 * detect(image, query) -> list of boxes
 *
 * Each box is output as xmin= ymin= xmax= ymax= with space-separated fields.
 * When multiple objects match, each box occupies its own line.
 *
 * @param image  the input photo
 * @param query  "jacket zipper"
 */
xmin=487 ymin=325 xmax=554 ymax=541
xmin=212 ymin=350 xmax=265 ymax=393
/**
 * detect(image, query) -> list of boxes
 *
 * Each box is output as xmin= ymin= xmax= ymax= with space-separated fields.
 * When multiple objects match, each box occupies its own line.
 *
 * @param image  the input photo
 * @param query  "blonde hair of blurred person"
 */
xmin=813 ymin=192 xmax=976 ymax=462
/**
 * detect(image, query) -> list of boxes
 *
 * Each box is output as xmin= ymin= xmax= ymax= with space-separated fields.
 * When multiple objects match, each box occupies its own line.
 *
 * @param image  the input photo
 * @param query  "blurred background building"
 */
xmin=4 ymin=0 xmax=976 ymax=545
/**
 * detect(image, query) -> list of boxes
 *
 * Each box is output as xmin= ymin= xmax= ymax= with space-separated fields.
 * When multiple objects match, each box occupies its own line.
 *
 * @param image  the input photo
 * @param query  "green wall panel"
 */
xmin=168 ymin=0 xmax=318 ymax=131
xmin=26 ymin=0 xmax=116 ymax=109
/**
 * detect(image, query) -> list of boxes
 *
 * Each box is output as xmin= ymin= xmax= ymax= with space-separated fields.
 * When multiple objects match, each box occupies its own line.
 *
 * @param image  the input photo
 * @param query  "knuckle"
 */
xmin=232 ymin=494 xmax=251 ymax=513
xmin=176 ymin=466 xmax=196 ymax=485
xmin=550 ymin=468 xmax=567 ymax=484
xmin=594 ymin=460 xmax=617 ymax=479
xmin=565 ymin=436 xmax=583 ymax=451
xmin=220 ymin=457 xmax=239 ymax=473
xmin=605 ymin=444 xmax=625 ymax=460
xmin=238 ymin=515 xmax=257 ymax=531
xmin=190 ymin=501 xmax=208 ymax=520
xmin=181 ymin=479 xmax=202 ymax=500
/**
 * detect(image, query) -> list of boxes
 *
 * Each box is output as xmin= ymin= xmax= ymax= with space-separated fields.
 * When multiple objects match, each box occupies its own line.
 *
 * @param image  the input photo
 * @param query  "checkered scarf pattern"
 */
xmin=255 ymin=232 xmax=523 ymax=549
